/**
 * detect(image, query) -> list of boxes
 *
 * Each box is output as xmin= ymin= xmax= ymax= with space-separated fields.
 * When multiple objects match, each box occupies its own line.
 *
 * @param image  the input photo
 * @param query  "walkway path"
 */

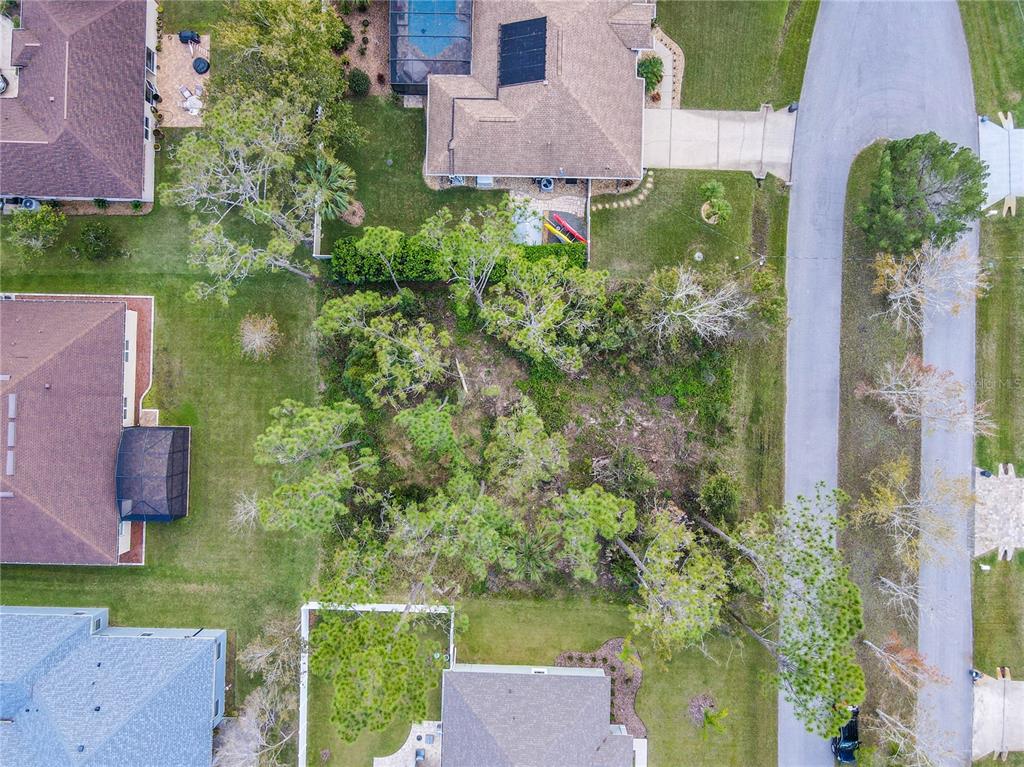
xmin=782 ymin=2 xmax=977 ymax=764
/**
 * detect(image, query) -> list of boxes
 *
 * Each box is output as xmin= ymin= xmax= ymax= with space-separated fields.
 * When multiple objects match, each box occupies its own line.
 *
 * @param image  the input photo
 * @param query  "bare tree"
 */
xmin=870 ymin=708 xmax=959 ymax=767
xmin=240 ymin=314 xmax=282 ymax=361
xmin=642 ymin=266 xmax=752 ymax=348
xmin=214 ymin=618 xmax=304 ymax=767
xmin=852 ymin=456 xmax=970 ymax=570
xmin=873 ymin=243 xmax=989 ymax=332
xmin=878 ymin=573 xmax=920 ymax=626
xmin=863 ymin=632 xmax=948 ymax=690
xmin=856 ymin=354 xmax=995 ymax=434
xmin=230 ymin=491 xmax=260 ymax=534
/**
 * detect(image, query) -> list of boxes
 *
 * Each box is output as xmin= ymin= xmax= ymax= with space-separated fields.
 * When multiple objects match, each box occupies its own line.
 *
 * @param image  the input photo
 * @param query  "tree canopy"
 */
xmin=856 ymin=132 xmax=987 ymax=256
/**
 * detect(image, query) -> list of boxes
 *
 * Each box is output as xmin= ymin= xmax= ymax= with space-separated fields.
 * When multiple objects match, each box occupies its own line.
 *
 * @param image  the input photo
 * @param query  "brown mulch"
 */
xmin=57 ymin=200 xmax=154 ymax=216
xmin=554 ymin=637 xmax=647 ymax=737
xmin=339 ymin=0 xmax=390 ymax=96
xmin=341 ymin=200 xmax=366 ymax=226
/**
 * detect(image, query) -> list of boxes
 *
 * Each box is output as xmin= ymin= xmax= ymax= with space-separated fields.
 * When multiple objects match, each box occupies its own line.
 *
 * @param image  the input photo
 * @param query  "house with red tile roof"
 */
xmin=0 ymin=0 xmax=159 ymax=203
xmin=0 ymin=294 xmax=189 ymax=566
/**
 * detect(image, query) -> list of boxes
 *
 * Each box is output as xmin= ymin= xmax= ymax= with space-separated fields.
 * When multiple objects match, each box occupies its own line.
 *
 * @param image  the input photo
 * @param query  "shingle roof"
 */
xmin=0 ymin=0 xmax=148 ymax=199
xmin=0 ymin=610 xmax=217 ymax=767
xmin=425 ymin=0 xmax=653 ymax=180
xmin=0 ymin=299 xmax=126 ymax=565
xmin=441 ymin=666 xmax=635 ymax=767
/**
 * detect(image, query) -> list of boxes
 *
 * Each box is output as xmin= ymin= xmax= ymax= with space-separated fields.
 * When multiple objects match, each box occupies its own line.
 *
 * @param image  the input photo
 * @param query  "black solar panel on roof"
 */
xmin=498 ymin=17 xmax=547 ymax=87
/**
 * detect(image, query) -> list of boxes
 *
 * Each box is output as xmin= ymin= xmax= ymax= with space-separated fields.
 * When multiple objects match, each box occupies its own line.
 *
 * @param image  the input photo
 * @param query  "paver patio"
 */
xmin=156 ymin=33 xmax=211 ymax=128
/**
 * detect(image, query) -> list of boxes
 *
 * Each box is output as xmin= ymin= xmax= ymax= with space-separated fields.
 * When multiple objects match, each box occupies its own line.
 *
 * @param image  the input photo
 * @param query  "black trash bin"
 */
xmin=178 ymin=30 xmax=200 ymax=44
xmin=193 ymin=57 xmax=210 ymax=75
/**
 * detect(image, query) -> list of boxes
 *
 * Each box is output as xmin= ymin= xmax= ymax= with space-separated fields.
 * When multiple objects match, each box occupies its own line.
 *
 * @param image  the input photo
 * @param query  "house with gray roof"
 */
xmin=0 ymin=605 xmax=226 ymax=767
xmin=420 ymin=0 xmax=655 ymax=183
xmin=440 ymin=663 xmax=642 ymax=767
xmin=0 ymin=0 xmax=159 ymax=202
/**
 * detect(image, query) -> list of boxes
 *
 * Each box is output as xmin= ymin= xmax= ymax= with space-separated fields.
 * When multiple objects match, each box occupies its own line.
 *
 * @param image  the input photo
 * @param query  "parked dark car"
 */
xmin=831 ymin=706 xmax=860 ymax=764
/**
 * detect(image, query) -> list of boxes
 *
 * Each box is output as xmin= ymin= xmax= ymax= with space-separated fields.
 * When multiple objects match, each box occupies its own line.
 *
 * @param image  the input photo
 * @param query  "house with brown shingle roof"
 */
xmin=421 ymin=0 xmax=655 ymax=182
xmin=0 ymin=0 xmax=158 ymax=203
xmin=0 ymin=295 xmax=190 ymax=566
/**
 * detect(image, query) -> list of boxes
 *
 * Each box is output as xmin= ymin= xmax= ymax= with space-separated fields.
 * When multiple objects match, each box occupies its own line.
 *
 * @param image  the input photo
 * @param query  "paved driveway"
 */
xmin=643 ymin=105 xmax=796 ymax=180
xmin=782 ymin=2 xmax=977 ymax=764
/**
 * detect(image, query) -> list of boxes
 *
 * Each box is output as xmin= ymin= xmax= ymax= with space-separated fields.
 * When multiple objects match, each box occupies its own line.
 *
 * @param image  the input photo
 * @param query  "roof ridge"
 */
xmin=552 ymin=86 xmax=636 ymax=172
xmin=1 ymin=300 xmax=124 ymax=392
xmin=0 ymin=480 xmax=116 ymax=563
xmin=449 ymin=677 xmax=513 ymax=767
xmin=63 ymin=0 xmax=146 ymax=195
xmin=82 ymin=636 xmax=213 ymax=762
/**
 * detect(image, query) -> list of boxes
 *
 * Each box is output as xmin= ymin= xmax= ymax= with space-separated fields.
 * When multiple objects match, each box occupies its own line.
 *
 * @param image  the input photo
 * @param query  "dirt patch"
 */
xmin=554 ymin=637 xmax=646 ymax=737
xmin=339 ymin=0 xmax=390 ymax=96
xmin=564 ymin=392 xmax=701 ymax=497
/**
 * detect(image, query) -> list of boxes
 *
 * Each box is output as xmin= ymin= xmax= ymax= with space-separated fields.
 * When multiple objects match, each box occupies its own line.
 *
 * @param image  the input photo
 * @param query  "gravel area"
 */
xmin=554 ymin=637 xmax=647 ymax=737
xmin=340 ymin=0 xmax=390 ymax=96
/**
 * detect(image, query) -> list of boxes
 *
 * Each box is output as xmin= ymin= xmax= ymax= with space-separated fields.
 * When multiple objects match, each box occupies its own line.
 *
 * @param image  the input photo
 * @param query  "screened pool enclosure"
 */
xmin=116 ymin=426 xmax=191 ymax=522
xmin=390 ymin=0 xmax=472 ymax=95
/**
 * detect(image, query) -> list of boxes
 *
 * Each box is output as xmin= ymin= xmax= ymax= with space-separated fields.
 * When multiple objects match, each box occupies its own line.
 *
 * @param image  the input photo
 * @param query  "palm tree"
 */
xmin=299 ymin=154 xmax=355 ymax=221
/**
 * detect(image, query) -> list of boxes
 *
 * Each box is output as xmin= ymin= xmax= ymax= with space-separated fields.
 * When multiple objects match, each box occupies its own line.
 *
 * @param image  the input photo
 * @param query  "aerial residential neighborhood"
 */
xmin=0 ymin=1 xmax=1020 ymax=766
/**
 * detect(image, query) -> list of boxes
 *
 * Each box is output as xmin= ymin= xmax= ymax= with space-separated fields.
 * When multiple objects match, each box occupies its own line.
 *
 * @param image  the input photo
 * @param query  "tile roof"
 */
xmin=0 ymin=609 xmax=218 ymax=767
xmin=0 ymin=0 xmax=148 ymax=199
xmin=441 ymin=666 xmax=635 ymax=767
xmin=425 ymin=0 xmax=654 ymax=180
xmin=0 ymin=299 xmax=126 ymax=565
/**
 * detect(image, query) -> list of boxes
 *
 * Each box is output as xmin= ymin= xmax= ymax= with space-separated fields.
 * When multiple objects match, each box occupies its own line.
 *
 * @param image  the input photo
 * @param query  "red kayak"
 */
xmin=552 ymin=213 xmax=588 ymax=244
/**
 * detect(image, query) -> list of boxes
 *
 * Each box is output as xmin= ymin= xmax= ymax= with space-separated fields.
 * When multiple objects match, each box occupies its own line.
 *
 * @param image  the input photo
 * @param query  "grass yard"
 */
xmin=322 ymin=97 xmax=502 ymax=249
xmin=592 ymin=172 xmax=789 ymax=513
xmin=656 ymin=0 xmax=819 ymax=110
xmin=308 ymin=598 xmax=775 ymax=767
xmin=960 ymin=0 xmax=1024 ymax=123
xmin=836 ymin=143 xmax=920 ymax=727
xmin=0 ymin=138 xmax=320 ymax=709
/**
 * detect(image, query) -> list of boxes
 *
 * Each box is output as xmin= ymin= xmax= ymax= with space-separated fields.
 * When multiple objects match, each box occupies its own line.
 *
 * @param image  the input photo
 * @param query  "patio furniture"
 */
xmin=178 ymin=30 xmax=200 ymax=44
xmin=178 ymin=85 xmax=192 ymax=99
xmin=194 ymin=83 xmax=204 ymax=97
xmin=193 ymin=57 xmax=210 ymax=75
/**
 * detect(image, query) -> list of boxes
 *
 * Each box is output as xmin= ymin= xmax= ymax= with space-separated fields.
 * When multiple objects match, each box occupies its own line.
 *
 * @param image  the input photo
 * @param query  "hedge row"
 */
xmin=330 ymin=236 xmax=588 ymax=284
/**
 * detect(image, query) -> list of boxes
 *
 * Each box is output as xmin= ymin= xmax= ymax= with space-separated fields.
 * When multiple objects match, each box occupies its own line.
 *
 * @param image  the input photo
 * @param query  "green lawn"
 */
xmin=308 ymin=598 xmax=775 ymax=767
xmin=592 ymin=172 xmax=789 ymax=513
xmin=960 ymin=0 xmax=1024 ymax=123
xmin=836 ymin=143 xmax=920 ymax=725
xmin=322 ymin=97 xmax=502 ymax=250
xmin=0 ymin=138 xmax=320 ymax=709
xmin=591 ymin=170 xmax=758 ymax=277
xmin=961 ymin=10 xmax=1024 ymax=750
xmin=656 ymin=1 xmax=819 ymax=110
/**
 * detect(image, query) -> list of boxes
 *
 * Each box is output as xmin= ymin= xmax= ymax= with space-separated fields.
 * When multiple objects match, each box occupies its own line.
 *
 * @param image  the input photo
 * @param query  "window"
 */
xmin=122 ymin=396 xmax=129 ymax=421
xmin=145 ymin=80 xmax=157 ymax=105
xmin=143 ymin=115 xmax=150 ymax=142
xmin=145 ymin=47 xmax=156 ymax=74
xmin=92 ymin=618 xmax=100 ymax=631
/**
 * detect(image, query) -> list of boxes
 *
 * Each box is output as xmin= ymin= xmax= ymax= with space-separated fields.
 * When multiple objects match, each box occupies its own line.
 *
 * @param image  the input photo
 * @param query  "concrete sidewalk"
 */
xmin=643 ymin=105 xmax=796 ymax=180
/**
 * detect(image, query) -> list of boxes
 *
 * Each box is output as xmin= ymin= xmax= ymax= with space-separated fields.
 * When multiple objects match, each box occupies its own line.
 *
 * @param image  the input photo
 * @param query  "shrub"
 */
xmin=651 ymin=351 xmax=734 ymax=440
xmin=699 ymin=180 xmax=726 ymax=203
xmin=520 ymin=241 xmax=587 ymax=269
xmin=349 ymin=67 xmax=371 ymax=97
xmin=93 ymin=198 xmax=110 ymax=209
xmin=69 ymin=222 xmax=128 ymax=261
xmin=130 ymin=200 xmax=144 ymax=212
xmin=698 ymin=472 xmax=742 ymax=527
xmin=706 ymin=197 xmax=733 ymax=224
xmin=751 ymin=265 xmax=786 ymax=327
xmin=356 ymin=0 xmax=369 ymax=10
xmin=239 ymin=314 xmax=282 ymax=360
xmin=330 ymin=231 xmax=441 ymax=284
xmin=637 ymin=54 xmax=663 ymax=94
xmin=4 ymin=206 xmax=67 ymax=254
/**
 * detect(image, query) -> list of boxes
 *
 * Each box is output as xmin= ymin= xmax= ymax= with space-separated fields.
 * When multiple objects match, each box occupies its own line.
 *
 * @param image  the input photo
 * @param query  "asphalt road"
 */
xmin=782 ymin=2 xmax=977 ymax=764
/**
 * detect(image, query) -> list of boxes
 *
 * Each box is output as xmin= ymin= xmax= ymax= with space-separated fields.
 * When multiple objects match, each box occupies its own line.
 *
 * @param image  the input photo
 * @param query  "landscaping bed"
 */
xmin=555 ymin=637 xmax=646 ymax=737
